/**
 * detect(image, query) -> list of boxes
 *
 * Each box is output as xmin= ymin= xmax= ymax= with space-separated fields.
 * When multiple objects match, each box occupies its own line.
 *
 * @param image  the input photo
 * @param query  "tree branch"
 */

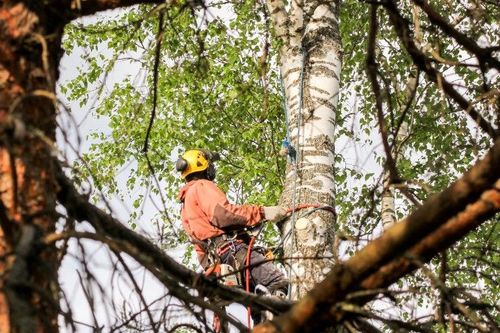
xmin=382 ymin=0 xmax=498 ymax=139
xmin=341 ymin=302 xmax=434 ymax=333
xmin=254 ymin=137 xmax=500 ymax=333
xmin=114 ymin=251 xmax=158 ymax=333
xmin=45 ymin=230 xmax=248 ymax=331
xmin=76 ymin=0 xmax=165 ymax=18
xmin=411 ymin=0 xmax=500 ymax=71
xmin=53 ymin=164 xmax=291 ymax=316
xmin=142 ymin=10 xmax=164 ymax=153
xmin=366 ymin=4 xmax=401 ymax=185
xmin=360 ymin=182 xmax=499 ymax=292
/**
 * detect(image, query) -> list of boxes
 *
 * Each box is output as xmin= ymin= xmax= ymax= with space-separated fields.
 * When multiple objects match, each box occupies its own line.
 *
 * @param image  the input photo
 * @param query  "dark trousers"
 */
xmin=221 ymin=243 xmax=288 ymax=293
xmin=221 ymin=243 xmax=288 ymax=325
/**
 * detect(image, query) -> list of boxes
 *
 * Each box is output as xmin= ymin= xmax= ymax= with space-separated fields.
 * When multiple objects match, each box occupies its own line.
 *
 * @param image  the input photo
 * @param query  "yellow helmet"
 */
xmin=176 ymin=149 xmax=210 ymax=179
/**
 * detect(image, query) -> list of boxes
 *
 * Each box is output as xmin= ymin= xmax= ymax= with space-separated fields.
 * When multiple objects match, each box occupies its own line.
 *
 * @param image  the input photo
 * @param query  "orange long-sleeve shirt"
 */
xmin=178 ymin=179 xmax=264 ymax=265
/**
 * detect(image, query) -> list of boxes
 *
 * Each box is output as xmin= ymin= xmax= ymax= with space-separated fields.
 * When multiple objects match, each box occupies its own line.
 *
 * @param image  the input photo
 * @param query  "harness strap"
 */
xmin=216 ymin=239 xmax=243 ymax=256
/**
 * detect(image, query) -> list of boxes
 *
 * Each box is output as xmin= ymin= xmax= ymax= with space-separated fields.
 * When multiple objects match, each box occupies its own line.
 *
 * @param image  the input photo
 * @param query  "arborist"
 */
xmin=176 ymin=149 xmax=289 ymax=320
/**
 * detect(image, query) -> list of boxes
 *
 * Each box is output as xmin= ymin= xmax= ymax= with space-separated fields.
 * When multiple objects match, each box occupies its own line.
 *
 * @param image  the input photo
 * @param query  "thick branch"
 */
xmin=45 ymin=230 xmax=246 ymax=331
xmin=77 ymin=0 xmax=164 ymax=18
xmin=54 ymin=164 xmax=291 ymax=315
xmin=254 ymin=138 xmax=500 ymax=333
xmin=359 ymin=182 xmax=499 ymax=297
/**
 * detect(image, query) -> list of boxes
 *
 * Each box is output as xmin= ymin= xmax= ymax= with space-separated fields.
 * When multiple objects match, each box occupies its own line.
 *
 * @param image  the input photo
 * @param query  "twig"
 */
xmin=142 ymin=10 xmax=164 ymax=153
xmin=411 ymin=0 xmax=500 ymax=71
xmin=366 ymin=4 xmax=401 ymax=185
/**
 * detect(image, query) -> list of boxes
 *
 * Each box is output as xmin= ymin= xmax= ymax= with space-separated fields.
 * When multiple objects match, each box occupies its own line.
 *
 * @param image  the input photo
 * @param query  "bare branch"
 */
xmin=54 ymin=164 xmax=290 ymax=317
xmin=142 ymin=10 xmax=164 ymax=153
xmin=44 ymin=229 xmax=248 ymax=331
xmin=77 ymin=0 xmax=166 ymax=18
xmin=366 ymin=4 xmax=401 ymax=185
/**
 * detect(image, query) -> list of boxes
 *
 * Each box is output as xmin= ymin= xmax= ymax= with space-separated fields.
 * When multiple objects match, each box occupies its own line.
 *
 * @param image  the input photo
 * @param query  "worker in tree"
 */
xmin=176 ymin=149 xmax=289 ymax=306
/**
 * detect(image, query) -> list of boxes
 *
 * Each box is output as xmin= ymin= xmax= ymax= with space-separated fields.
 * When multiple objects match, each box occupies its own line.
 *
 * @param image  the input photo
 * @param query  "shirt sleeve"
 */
xmin=195 ymin=180 xmax=264 ymax=229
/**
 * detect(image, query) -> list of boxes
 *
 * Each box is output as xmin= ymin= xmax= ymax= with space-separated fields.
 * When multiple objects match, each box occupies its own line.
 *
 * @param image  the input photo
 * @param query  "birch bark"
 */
xmin=267 ymin=0 xmax=342 ymax=298
xmin=381 ymin=72 xmax=416 ymax=229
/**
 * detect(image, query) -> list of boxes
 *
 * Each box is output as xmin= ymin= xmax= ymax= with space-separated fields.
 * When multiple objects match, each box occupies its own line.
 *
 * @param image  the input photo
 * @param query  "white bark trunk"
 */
xmin=381 ymin=121 xmax=409 ymax=229
xmin=381 ymin=174 xmax=396 ymax=229
xmin=381 ymin=71 xmax=415 ymax=229
xmin=268 ymin=0 xmax=341 ymax=299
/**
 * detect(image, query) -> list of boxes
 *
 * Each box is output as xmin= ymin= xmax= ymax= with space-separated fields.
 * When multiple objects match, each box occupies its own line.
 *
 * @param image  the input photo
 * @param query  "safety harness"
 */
xmin=202 ymin=204 xmax=336 ymax=329
xmin=202 ymin=231 xmax=253 ymax=280
xmin=181 ymin=189 xmax=336 ymax=331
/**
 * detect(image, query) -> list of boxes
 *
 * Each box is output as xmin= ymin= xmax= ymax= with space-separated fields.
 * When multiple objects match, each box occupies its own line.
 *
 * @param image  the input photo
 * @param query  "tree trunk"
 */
xmin=381 ymin=71 xmax=414 ymax=230
xmin=0 ymin=2 xmax=65 ymax=331
xmin=381 ymin=176 xmax=396 ymax=229
xmin=381 ymin=121 xmax=409 ymax=229
xmin=268 ymin=0 xmax=342 ymax=299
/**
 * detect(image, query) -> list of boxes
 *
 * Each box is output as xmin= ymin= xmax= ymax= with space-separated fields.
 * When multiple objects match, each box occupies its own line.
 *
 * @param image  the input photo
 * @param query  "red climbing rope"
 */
xmin=286 ymin=203 xmax=336 ymax=215
xmin=246 ymin=235 xmax=256 ymax=328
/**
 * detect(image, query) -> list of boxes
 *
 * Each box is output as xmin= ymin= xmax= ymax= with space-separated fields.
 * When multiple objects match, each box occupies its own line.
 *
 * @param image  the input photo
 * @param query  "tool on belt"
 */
xmin=202 ymin=231 xmax=248 ymax=286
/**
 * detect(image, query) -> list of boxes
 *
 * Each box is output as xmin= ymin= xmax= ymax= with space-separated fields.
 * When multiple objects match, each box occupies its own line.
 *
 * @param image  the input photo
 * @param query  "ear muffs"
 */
xmin=199 ymin=149 xmax=219 ymax=180
xmin=175 ymin=157 xmax=188 ymax=172
xmin=200 ymin=149 xmax=220 ymax=162
xmin=206 ymin=163 xmax=216 ymax=181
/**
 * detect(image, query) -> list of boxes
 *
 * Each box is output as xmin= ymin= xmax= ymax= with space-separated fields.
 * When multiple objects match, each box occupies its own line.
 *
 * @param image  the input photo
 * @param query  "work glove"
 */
xmin=263 ymin=206 xmax=287 ymax=222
